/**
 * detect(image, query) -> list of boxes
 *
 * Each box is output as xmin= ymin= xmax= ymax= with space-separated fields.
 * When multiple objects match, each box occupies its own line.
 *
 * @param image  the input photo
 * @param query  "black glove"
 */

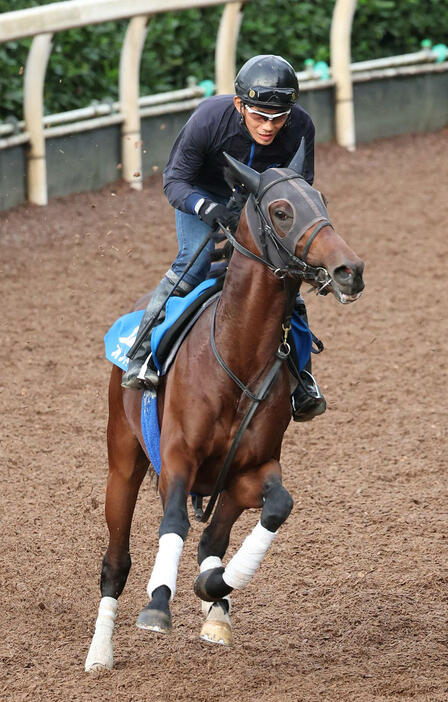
xmin=197 ymin=199 xmax=240 ymax=233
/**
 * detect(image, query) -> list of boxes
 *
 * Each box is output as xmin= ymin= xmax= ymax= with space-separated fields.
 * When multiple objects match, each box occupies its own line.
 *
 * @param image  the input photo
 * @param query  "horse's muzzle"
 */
xmin=330 ymin=261 xmax=365 ymax=304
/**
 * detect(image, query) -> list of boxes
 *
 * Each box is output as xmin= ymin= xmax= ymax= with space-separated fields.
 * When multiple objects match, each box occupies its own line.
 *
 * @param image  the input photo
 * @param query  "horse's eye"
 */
xmin=274 ymin=210 xmax=289 ymax=221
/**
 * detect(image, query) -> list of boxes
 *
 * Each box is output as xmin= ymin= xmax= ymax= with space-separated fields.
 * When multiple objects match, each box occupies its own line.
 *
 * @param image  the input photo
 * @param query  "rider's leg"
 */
xmin=171 ymin=208 xmax=215 ymax=286
xmin=121 ymin=272 xmax=192 ymax=389
xmin=121 ymin=206 xmax=215 ymax=391
xmin=291 ymin=294 xmax=327 ymax=422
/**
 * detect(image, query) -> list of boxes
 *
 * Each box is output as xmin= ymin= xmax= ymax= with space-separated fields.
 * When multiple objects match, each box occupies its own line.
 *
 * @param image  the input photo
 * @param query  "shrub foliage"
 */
xmin=0 ymin=0 xmax=447 ymax=120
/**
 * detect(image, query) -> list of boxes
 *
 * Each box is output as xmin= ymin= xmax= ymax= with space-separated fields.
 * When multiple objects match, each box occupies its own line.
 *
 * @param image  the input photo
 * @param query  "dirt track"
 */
xmin=1 ymin=128 xmax=448 ymax=702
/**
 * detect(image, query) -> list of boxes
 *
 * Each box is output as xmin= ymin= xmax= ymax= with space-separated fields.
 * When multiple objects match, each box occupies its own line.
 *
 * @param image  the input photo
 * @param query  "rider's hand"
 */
xmin=197 ymin=199 xmax=240 ymax=233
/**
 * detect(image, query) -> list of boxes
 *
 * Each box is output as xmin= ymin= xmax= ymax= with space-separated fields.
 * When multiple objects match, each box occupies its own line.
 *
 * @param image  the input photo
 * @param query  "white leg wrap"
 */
xmin=200 ymin=556 xmax=223 ymax=573
xmin=85 ymin=596 xmax=118 ymax=672
xmin=146 ymin=533 xmax=184 ymax=601
xmin=222 ymin=520 xmax=277 ymax=590
xmin=199 ymin=556 xmax=231 ymax=615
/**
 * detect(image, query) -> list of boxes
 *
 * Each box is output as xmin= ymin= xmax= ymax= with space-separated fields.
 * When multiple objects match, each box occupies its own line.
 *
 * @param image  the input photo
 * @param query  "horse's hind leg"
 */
xmin=136 ymin=475 xmax=190 ymax=634
xmin=197 ymin=491 xmax=243 ymax=646
xmin=85 ymin=370 xmax=148 ymax=672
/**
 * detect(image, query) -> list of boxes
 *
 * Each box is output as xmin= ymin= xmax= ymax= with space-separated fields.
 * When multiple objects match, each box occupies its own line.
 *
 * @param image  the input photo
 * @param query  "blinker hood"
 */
xmin=223 ymin=141 xmax=330 ymax=270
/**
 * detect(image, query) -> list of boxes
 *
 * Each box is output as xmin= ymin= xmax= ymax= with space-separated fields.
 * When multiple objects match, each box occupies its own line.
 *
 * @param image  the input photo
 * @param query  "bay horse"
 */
xmin=85 ymin=143 xmax=364 ymax=671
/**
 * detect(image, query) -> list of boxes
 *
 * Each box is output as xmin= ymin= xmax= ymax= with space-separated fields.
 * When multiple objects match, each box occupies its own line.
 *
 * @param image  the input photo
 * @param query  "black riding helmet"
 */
xmin=234 ymin=55 xmax=299 ymax=109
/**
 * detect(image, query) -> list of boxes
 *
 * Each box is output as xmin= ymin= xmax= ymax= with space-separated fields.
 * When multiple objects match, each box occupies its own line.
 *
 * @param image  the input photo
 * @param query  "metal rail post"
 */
xmin=23 ymin=32 xmax=53 ymax=205
xmin=330 ymin=0 xmax=358 ymax=151
xmin=120 ymin=15 xmax=150 ymax=190
xmin=215 ymin=2 xmax=244 ymax=94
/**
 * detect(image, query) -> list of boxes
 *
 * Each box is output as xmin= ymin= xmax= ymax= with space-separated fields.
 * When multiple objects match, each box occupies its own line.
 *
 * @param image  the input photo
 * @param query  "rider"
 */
xmin=122 ymin=54 xmax=326 ymax=422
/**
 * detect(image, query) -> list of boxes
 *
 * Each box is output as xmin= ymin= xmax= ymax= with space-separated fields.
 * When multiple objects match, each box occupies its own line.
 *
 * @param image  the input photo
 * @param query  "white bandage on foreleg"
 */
xmin=200 ymin=555 xmax=223 ymax=573
xmin=222 ymin=521 xmax=277 ymax=589
xmin=84 ymin=596 xmax=118 ymax=671
xmin=146 ymin=533 xmax=184 ymax=601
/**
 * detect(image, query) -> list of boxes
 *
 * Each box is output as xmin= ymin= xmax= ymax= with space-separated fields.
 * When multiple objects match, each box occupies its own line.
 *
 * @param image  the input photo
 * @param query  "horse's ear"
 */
xmin=288 ymin=137 xmax=306 ymax=175
xmin=223 ymin=152 xmax=261 ymax=195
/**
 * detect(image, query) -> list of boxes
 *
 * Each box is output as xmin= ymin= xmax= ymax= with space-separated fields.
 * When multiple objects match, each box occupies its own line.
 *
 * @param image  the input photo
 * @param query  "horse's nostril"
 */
xmin=333 ymin=265 xmax=353 ymax=283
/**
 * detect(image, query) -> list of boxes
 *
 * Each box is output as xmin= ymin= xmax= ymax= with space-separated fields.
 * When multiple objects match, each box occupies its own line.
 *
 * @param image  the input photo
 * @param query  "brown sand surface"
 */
xmin=1 ymin=129 xmax=447 ymax=701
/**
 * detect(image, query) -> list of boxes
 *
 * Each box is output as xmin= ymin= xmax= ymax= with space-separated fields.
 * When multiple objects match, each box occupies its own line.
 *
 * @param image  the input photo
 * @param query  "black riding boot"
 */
xmin=121 ymin=273 xmax=192 ymax=390
xmin=291 ymin=366 xmax=327 ymax=422
xmin=290 ymin=295 xmax=327 ymax=422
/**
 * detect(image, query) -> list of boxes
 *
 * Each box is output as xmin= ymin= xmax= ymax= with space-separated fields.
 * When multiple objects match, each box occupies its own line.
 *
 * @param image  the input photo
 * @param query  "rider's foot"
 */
xmin=121 ymin=358 xmax=159 ymax=390
xmin=143 ymin=359 xmax=159 ymax=388
xmin=121 ymin=359 xmax=146 ymax=390
xmin=291 ymin=370 xmax=326 ymax=422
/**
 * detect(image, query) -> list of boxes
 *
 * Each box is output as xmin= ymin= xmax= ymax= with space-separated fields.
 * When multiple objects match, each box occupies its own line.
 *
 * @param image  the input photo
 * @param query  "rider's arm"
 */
xmin=163 ymin=103 xmax=213 ymax=214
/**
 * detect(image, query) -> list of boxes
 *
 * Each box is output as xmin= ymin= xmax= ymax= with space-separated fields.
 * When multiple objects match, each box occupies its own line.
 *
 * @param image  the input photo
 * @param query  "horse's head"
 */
xmin=224 ymin=141 xmax=364 ymax=304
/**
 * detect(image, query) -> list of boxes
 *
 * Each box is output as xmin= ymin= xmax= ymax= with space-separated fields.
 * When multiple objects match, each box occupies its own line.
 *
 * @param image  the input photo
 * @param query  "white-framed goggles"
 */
xmin=243 ymin=104 xmax=291 ymax=123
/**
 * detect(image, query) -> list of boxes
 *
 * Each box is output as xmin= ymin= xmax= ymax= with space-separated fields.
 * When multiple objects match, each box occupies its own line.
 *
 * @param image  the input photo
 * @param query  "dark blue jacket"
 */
xmin=163 ymin=94 xmax=315 ymax=214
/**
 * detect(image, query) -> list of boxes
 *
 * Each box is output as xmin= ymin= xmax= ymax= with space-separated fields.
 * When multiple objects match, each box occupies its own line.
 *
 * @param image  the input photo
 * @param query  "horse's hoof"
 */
xmin=84 ymin=635 xmax=113 ymax=672
xmin=200 ymin=620 xmax=233 ymax=647
xmin=85 ymin=661 xmax=111 ymax=673
xmin=136 ymin=605 xmax=172 ymax=633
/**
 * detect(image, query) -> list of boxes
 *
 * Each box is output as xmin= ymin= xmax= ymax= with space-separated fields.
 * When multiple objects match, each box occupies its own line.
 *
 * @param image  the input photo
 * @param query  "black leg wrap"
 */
xmin=100 ymin=551 xmax=131 ymax=599
xmin=194 ymin=566 xmax=233 ymax=602
xmin=260 ymin=480 xmax=293 ymax=533
xmin=149 ymin=585 xmax=171 ymax=613
xmin=136 ymin=585 xmax=172 ymax=632
xmin=159 ymin=481 xmax=190 ymax=540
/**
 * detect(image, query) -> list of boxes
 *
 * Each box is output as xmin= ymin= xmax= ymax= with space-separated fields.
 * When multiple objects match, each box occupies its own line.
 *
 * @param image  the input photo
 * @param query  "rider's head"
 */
xmin=233 ymin=55 xmax=299 ymax=146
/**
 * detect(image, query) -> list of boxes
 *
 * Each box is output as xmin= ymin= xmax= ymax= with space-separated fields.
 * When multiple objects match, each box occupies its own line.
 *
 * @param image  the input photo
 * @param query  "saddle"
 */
xmin=151 ymin=276 xmax=225 ymax=376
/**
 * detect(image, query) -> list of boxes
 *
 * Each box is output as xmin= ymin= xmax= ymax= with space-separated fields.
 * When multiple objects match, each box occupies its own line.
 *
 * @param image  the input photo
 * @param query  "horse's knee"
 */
xmin=101 ymin=551 xmax=131 ymax=598
xmin=260 ymin=480 xmax=293 ymax=532
xmin=159 ymin=480 xmax=190 ymax=540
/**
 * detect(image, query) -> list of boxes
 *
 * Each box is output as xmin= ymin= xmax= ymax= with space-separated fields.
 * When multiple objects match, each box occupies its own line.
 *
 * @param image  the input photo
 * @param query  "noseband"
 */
xmin=222 ymin=172 xmax=334 ymax=294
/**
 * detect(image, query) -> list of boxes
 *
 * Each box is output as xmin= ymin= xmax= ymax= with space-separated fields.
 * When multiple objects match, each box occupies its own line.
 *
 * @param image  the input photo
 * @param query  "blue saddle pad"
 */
xmin=291 ymin=313 xmax=313 ymax=372
xmin=104 ymin=309 xmax=144 ymax=371
xmin=141 ymin=390 xmax=161 ymax=474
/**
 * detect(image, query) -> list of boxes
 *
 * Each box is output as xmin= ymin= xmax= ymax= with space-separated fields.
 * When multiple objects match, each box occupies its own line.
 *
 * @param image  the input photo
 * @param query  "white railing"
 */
xmin=0 ymin=0 xmax=246 ymax=205
xmin=1 ymin=0 xmax=445 ymax=207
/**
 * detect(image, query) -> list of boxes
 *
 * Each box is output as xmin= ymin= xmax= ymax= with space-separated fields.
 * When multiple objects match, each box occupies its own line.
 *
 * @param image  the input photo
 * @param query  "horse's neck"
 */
xmin=215 ymin=251 xmax=294 ymax=379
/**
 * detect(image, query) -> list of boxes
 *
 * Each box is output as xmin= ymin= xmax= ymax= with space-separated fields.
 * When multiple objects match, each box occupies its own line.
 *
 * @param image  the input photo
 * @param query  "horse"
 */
xmin=85 ymin=142 xmax=364 ymax=671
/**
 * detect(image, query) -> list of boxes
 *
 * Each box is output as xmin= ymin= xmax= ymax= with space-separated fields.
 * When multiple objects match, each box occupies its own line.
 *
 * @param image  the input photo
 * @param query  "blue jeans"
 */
xmin=171 ymin=189 xmax=227 ymax=288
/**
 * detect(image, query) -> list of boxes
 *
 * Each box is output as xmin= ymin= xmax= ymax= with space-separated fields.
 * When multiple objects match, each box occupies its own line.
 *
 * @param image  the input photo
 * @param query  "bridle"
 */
xmin=220 ymin=172 xmax=335 ymax=296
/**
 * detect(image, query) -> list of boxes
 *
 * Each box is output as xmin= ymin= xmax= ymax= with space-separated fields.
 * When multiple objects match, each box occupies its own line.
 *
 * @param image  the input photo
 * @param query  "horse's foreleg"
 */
xmin=136 ymin=478 xmax=190 ymax=633
xmin=196 ymin=491 xmax=243 ymax=646
xmin=223 ymin=473 xmax=293 ymax=589
xmin=195 ymin=465 xmax=293 ymax=602
xmin=85 ymin=379 xmax=148 ymax=672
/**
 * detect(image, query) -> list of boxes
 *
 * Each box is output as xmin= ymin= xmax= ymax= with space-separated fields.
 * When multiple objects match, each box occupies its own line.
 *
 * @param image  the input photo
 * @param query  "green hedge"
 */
xmin=0 ymin=0 xmax=447 ymax=120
